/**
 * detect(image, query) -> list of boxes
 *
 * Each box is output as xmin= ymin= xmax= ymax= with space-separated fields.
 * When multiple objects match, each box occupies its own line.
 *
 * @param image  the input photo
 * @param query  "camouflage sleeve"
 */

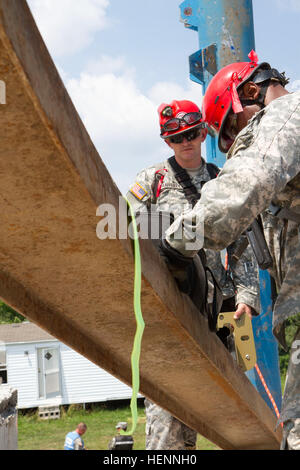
xmin=166 ymin=94 xmax=300 ymax=256
xmin=228 ymin=241 xmax=260 ymax=314
xmin=125 ymin=166 xmax=157 ymax=213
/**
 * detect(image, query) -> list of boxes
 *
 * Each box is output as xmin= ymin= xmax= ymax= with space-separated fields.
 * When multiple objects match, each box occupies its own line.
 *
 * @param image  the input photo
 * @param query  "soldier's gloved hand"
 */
xmin=158 ymin=238 xmax=195 ymax=295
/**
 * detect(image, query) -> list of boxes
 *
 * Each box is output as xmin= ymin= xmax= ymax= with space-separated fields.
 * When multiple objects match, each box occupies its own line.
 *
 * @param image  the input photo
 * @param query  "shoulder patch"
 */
xmin=130 ymin=182 xmax=148 ymax=200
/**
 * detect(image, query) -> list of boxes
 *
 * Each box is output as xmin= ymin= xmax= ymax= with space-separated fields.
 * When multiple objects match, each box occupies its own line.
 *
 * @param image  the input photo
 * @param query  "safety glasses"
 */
xmin=162 ymin=112 xmax=202 ymax=133
xmin=169 ymin=128 xmax=201 ymax=144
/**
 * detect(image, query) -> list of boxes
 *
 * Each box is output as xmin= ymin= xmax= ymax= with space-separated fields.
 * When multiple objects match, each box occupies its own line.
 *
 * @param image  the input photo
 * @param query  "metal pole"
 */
xmin=179 ymin=0 xmax=282 ymax=413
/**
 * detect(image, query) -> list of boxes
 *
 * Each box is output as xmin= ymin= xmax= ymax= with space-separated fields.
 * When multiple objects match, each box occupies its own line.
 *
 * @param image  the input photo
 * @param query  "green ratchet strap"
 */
xmin=122 ymin=197 xmax=145 ymax=436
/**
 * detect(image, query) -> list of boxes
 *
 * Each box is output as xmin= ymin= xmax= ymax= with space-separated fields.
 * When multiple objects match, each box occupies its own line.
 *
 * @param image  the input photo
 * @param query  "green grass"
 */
xmin=17 ymin=400 xmax=219 ymax=450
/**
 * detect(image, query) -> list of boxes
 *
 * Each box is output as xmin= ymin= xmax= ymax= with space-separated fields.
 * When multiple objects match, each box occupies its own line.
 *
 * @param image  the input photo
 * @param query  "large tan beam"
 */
xmin=0 ymin=0 xmax=281 ymax=449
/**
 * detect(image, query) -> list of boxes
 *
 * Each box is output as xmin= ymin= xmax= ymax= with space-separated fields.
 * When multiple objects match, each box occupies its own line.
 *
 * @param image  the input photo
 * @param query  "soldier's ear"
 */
xmin=165 ymin=138 xmax=173 ymax=149
xmin=200 ymin=128 xmax=208 ymax=142
xmin=242 ymin=82 xmax=260 ymax=100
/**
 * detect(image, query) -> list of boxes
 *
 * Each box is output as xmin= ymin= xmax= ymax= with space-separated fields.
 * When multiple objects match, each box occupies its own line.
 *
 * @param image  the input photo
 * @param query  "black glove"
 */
xmin=159 ymin=240 xmax=223 ymax=330
xmin=158 ymin=238 xmax=195 ymax=294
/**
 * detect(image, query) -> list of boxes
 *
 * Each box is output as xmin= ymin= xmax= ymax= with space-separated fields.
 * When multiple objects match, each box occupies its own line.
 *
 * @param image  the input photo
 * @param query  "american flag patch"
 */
xmin=130 ymin=182 xmax=148 ymax=200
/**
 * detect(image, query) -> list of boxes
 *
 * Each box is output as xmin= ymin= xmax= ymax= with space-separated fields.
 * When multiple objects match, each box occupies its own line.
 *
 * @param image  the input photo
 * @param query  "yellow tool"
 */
xmin=217 ymin=312 xmax=257 ymax=371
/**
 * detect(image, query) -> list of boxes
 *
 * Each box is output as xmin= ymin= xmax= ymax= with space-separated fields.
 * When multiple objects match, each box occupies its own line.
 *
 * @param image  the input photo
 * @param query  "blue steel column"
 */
xmin=179 ymin=0 xmax=282 ymax=413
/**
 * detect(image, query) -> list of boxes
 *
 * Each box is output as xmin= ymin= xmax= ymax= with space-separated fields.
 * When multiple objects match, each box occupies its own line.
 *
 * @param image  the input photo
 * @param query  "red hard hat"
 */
xmin=158 ymin=99 xmax=203 ymax=139
xmin=202 ymin=50 xmax=269 ymax=153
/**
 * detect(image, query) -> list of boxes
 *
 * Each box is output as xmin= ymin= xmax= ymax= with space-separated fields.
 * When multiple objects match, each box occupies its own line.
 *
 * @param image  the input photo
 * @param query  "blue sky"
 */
xmin=27 ymin=0 xmax=300 ymax=193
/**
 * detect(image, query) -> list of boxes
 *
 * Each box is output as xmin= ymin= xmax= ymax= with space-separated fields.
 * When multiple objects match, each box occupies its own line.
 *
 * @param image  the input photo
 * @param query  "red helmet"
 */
xmin=158 ymin=99 xmax=204 ymax=139
xmin=202 ymin=50 xmax=274 ymax=153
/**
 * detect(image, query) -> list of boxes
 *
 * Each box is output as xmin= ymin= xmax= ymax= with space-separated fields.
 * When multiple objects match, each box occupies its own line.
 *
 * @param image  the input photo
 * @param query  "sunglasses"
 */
xmin=162 ymin=112 xmax=202 ymax=133
xmin=169 ymin=127 xmax=201 ymax=144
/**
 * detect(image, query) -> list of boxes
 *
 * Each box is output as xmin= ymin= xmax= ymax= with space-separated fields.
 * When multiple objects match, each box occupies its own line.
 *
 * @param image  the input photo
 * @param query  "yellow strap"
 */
xmin=122 ymin=197 xmax=145 ymax=436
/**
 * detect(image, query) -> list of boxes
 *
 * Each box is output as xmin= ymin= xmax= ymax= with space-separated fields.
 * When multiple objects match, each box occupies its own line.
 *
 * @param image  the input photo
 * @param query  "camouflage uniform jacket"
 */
xmin=126 ymin=157 xmax=260 ymax=312
xmin=166 ymin=91 xmax=300 ymax=345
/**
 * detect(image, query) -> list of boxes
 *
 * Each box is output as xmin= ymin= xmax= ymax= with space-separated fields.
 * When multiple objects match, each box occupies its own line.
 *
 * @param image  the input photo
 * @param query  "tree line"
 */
xmin=0 ymin=301 xmax=25 ymax=324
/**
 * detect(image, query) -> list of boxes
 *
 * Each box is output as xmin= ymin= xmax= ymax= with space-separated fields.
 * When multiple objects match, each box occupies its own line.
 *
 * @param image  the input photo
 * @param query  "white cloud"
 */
xmin=27 ymin=0 xmax=110 ymax=57
xmin=64 ymin=63 xmax=203 ymax=194
xmin=27 ymin=0 xmax=204 ymax=194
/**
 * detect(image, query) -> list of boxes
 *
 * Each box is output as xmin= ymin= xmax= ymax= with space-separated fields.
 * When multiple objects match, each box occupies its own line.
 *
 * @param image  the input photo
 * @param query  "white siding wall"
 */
xmin=7 ymin=342 xmax=41 ymax=409
xmin=60 ymin=344 xmax=133 ymax=405
xmin=6 ymin=341 xmax=135 ymax=409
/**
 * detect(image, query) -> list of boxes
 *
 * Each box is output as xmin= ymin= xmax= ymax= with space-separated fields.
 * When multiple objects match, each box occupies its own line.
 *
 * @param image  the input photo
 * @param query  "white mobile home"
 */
xmin=0 ymin=322 xmax=135 ymax=409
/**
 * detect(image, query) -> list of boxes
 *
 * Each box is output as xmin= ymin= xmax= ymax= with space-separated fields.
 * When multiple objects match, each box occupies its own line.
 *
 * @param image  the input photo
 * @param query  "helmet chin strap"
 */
xmin=239 ymin=68 xmax=289 ymax=110
xmin=239 ymin=80 xmax=269 ymax=109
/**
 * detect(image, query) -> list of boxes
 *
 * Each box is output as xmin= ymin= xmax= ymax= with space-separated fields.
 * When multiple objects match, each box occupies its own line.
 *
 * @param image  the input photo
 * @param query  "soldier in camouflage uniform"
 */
xmin=165 ymin=52 xmax=300 ymax=450
xmin=126 ymin=99 xmax=260 ymax=450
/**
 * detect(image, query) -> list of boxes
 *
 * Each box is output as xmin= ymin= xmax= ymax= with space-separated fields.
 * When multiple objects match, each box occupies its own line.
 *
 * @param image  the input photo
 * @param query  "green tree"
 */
xmin=0 ymin=301 xmax=25 ymax=324
xmin=278 ymin=316 xmax=300 ymax=378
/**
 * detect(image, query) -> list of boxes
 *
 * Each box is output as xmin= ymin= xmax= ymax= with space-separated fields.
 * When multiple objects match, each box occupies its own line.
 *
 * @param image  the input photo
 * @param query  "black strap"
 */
xmin=240 ymin=68 xmax=288 ymax=110
xmin=150 ymin=157 xmax=222 ymax=328
xmin=167 ymin=156 xmax=223 ymax=329
xmin=268 ymin=202 xmax=300 ymax=224
xmin=205 ymin=266 xmax=222 ymax=332
xmin=168 ymin=156 xmax=200 ymax=207
xmin=206 ymin=162 xmax=219 ymax=180
xmin=168 ymin=156 xmax=219 ymax=208
xmin=253 ymin=68 xmax=289 ymax=87
xmin=270 ymin=276 xmax=278 ymax=311
xmin=240 ymin=81 xmax=269 ymax=109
